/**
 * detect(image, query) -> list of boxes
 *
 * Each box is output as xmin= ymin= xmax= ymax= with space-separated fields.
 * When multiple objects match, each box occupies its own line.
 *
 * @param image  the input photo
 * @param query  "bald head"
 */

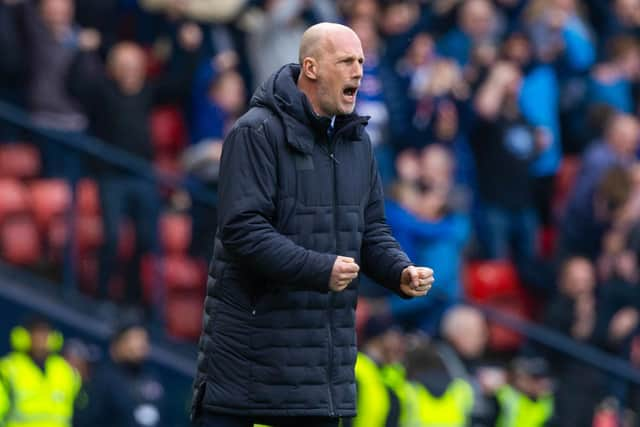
xmin=298 ymin=23 xmax=359 ymax=65
xmin=297 ymin=22 xmax=364 ymax=117
xmin=441 ymin=305 xmax=488 ymax=359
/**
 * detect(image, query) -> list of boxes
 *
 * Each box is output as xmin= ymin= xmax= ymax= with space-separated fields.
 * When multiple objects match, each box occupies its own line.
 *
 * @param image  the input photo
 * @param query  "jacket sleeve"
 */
xmin=360 ymin=150 xmax=412 ymax=298
xmin=217 ymin=125 xmax=336 ymax=291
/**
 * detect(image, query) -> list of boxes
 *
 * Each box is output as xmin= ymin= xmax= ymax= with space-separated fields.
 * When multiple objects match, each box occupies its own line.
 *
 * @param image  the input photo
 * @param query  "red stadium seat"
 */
xmin=160 ymin=212 xmax=192 ymax=254
xmin=484 ymin=296 xmax=529 ymax=352
xmin=76 ymin=215 xmax=103 ymax=252
xmin=0 ymin=143 xmax=41 ymax=179
xmin=76 ymin=179 xmax=100 ymax=216
xmin=0 ymin=216 xmax=42 ymax=266
xmin=0 ymin=179 xmax=30 ymax=224
xmin=29 ymin=179 xmax=72 ymax=229
xmin=141 ymin=254 xmax=206 ymax=305
xmin=165 ymin=295 xmax=203 ymax=340
xmin=150 ymin=107 xmax=187 ymax=154
xmin=464 ymin=260 xmax=522 ymax=302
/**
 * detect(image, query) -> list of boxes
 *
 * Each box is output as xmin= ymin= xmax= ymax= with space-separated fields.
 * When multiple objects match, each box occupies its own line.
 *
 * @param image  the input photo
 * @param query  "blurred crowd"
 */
xmin=1 ymin=0 xmax=640 ymax=425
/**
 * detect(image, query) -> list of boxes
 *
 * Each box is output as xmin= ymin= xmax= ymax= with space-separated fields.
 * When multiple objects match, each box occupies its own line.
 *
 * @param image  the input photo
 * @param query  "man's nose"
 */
xmin=352 ymin=63 xmax=363 ymax=81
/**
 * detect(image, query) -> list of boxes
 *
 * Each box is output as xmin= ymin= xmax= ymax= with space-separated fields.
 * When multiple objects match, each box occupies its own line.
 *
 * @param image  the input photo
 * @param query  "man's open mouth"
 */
xmin=343 ymin=85 xmax=359 ymax=97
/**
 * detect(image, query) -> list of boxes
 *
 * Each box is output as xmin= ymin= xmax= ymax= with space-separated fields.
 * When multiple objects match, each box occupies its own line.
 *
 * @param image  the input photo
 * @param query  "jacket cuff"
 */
xmin=388 ymin=261 xmax=413 ymax=299
xmin=308 ymin=252 xmax=337 ymax=292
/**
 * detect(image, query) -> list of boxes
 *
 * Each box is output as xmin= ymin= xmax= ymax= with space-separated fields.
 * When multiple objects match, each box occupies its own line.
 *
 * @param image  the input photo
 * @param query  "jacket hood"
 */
xmin=250 ymin=63 xmax=368 ymax=153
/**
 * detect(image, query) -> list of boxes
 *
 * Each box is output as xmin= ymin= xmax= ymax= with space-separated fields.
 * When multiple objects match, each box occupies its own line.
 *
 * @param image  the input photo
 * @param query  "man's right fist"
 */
xmin=329 ymin=256 xmax=359 ymax=292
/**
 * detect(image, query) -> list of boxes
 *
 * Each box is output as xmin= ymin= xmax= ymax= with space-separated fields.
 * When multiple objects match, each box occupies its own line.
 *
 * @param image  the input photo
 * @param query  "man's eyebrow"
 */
xmin=336 ymin=54 xmax=365 ymax=62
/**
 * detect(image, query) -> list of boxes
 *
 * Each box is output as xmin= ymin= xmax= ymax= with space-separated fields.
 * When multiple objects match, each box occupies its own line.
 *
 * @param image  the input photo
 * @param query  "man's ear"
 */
xmin=302 ymin=57 xmax=318 ymax=81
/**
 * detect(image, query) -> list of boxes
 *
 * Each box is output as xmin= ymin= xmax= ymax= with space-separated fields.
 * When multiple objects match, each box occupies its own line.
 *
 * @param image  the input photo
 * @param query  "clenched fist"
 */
xmin=400 ymin=266 xmax=434 ymax=297
xmin=329 ymin=256 xmax=359 ymax=292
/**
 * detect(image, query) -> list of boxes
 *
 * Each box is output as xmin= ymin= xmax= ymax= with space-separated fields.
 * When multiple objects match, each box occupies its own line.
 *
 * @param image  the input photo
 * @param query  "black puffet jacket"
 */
xmin=191 ymin=64 xmax=412 ymax=418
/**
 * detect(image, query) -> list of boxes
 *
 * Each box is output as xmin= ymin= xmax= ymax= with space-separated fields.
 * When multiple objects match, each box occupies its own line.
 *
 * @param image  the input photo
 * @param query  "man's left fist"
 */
xmin=400 ymin=266 xmax=434 ymax=297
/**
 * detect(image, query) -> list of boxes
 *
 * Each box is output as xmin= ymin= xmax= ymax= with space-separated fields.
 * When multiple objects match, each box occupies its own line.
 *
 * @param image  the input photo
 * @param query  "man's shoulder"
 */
xmin=231 ymin=106 xmax=284 ymax=139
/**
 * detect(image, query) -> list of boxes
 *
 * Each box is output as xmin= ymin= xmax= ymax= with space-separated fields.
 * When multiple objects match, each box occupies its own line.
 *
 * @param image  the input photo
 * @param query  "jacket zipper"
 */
xmin=322 ymin=118 xmax=366 ymax=417
xmin=327 ymin=131 xmax=337 ymax=417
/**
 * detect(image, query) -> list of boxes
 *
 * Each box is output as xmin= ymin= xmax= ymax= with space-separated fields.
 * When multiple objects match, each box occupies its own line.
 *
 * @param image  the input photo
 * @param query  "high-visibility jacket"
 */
xmin=413 ymin=378 xmax=474 ymax=427
xmin=381 ymin=363 xmax=419 ymax=427
xmin=495 ymin=385 xmax=553 ymax=427
xmin=0 ymin=352 xmax=81 ymax=427
xmin=352 ymin=352 xmax=397 ymax=427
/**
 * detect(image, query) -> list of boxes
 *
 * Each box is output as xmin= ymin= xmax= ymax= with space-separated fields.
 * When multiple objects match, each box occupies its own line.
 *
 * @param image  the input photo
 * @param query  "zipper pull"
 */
xmin=329 ymin=153 xmax=340 ymax=164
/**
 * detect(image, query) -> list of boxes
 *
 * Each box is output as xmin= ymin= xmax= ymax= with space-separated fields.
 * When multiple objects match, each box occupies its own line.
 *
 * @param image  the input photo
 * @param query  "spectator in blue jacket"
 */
xmin=587 ymin=36 xmax=640 ymax=114
xmin=437 ymin=0 xmax=500 ymax=67
xmin=386 ymin=146 xmax=470 ymax=333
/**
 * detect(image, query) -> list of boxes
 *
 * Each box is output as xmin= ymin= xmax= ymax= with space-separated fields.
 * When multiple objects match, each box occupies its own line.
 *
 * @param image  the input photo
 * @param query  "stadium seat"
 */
xmin=76 ymin=179 xmax=100 ymax=216
xmin=165 ymin=295 xmax=203 ymax=340
xmin=483 ymin=296 xmax=528 ymax=352
xmin=29 ymin=179 xmax=72 ymax=229
xmin=0 ymin=216 xmax=41 ymax=266
xmin=0 ymin=179 xmax=30 ymax=224
xmin=160 ymin=212 xmax=192 ymax=254
xmin=0 ymin=143 xmax=41 ymax=179
xmin=464 ymin=260 xmax=522 ymax=302
xmin=76 ymin=215 xmax=103 ymax=252
xmin=150 ymin=107 xmax=187 ymax=154
xmin=142 ymin=254 xmax=205 ymax=298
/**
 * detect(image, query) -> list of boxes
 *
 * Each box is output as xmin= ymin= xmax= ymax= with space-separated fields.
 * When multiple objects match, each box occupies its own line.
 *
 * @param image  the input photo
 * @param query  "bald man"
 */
xmin=191 ymin=23 xmax=435 ymax=427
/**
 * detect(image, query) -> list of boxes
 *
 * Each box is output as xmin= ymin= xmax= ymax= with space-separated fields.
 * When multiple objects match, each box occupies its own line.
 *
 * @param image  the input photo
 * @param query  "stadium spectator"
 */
xmin=437 ymin=0 xmax=500 ymax=67
xmin=139 ymin=0 xmax=249 ymax=24
xmin=560 ymin=114 xmax=639 ymax=259
xmin=66 ymin=23 xmax=202 ymax=307
xmin=4 ymin=0 xmax=98 ymax=179
xmin=386 ymin=146 xmax=471 ymax=333
xmin=244 ymin=0 xmax=339 ymax=89
xmin=0 ymin=317 xmax=81 ymax=427
xmin=595 ymin=0 xmax=640 ymax=46
xmin=493 ymin=357 xmax=554 ymax=427
xmin=438 ymin=305 xmax=498 ymax=427
xmin=346 ymin=314 xmax=403 ymax=427
xmin=403 ymin=332 xmax=475 ymax=426
xmin=75 ymin=320 xmax=167 ymax=427
xmin=0 ymin=0 xmax=24 ymax=138
xmin=587 ymin=36 xmax=640 ymax=114
xmin=472 ymin=61 xmax=541 ymax=263
xmin=184 ymin=58 xmax=246 ymax=259
xmin=542 ymin=256 xmax=607 ymax=427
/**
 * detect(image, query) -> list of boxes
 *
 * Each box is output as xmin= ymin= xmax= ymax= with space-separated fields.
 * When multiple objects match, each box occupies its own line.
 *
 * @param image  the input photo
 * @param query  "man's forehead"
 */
xmin=324 ymin=32 xmax=363 ymax=57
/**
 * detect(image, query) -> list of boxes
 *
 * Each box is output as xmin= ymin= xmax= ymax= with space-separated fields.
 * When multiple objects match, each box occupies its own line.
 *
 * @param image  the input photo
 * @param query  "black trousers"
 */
xmin=197 ymin=411 xmax=341 ymax=427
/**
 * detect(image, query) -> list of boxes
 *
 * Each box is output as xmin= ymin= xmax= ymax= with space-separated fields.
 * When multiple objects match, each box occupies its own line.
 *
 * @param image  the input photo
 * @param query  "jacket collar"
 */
xmin=251 ymin=64 xmax=369 ymax=154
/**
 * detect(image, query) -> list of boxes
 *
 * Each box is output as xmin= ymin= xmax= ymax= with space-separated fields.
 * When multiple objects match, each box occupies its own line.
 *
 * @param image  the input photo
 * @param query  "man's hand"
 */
xmin=329 ymin=256 xmax=359 ymax=292
xmin=400 ymin=266 xmax=434 ymax=297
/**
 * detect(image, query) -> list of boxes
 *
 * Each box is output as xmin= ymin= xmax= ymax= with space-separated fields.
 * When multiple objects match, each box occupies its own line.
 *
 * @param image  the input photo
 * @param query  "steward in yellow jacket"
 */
xmin=0 ymin=318 xmax=80 ymax=427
